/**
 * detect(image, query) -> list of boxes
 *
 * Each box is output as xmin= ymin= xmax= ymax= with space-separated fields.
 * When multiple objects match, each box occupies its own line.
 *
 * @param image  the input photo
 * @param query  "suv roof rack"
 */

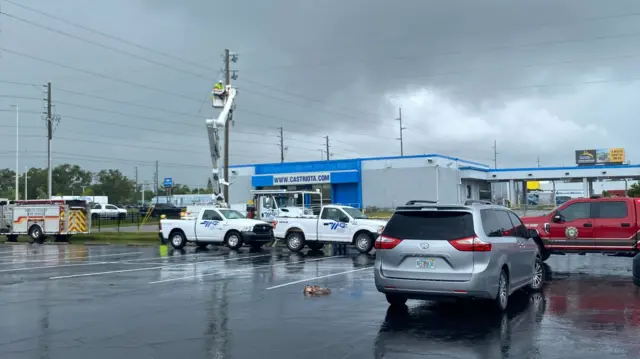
xmin=405 ymin=200 xmax=438 ymax=205
xmin=464 ymin=200 xmax=493 ymax=205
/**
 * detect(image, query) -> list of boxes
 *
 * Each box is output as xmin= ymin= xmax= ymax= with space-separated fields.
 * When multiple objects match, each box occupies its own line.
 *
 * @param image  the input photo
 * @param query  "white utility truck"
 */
xmin=0 ymin=199 xmax=91 ymax=243
xmin=180 ymin=189 xmax=319 ymax=222
xmin=250 ymin=189 xmax=318 ymax=221
xmin=161 ymin=207 xmax=274 ymax=250
xmin=273 ymin=204 xmax=387 ymax=253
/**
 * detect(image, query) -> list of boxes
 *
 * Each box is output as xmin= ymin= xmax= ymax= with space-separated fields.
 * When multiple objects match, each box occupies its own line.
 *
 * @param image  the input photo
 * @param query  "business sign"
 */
xmin=272 ymin=172 xmax=331 ymax=185
xmin=163 ymin=177 xmax=173 ymax=188
xmin=575 ymin=148 xmax=625 ymax=166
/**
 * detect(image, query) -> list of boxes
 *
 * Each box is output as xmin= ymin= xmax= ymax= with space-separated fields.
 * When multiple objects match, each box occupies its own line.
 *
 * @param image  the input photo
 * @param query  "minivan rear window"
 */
xmin=382 ymin=210 xmax=475 ymax=240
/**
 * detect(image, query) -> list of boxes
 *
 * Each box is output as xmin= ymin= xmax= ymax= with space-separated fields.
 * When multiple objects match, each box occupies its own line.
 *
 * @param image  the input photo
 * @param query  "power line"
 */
xmin=1 ymin=0 xmax=218 ymax=73
xmin=237 ymin=10 xmax=640 ymax=59
xmin=242 ymin=27 xmax=640 ymax=72
xmin=0 ymin=47 xmax=203 ymax=103
xmin=0 ymin=94 xmax=41 ymax=100
xmin=56 ymin=87 xmax=203 ymax=119
xmin=0 ymin=11 xmax=214 ymax=82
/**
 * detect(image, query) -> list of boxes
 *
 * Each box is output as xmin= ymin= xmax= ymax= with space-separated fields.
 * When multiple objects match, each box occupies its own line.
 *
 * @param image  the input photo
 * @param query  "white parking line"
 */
xmin=0 ymin=261 xmax=113 ymax=273
xmin=0 ymin=251 xmax=142 ymax=264
xmin=149 ymin=255 xmax=345 ymax=284
xmin=0 ymin=250 xmax=250 ymax=273
xmin=265 ymin=266 xmax=373 ymax=290
xmin=49 ymin=253 xmax=272 ymax=280
xmin=0 ymin=248 xmax=131 ymax=260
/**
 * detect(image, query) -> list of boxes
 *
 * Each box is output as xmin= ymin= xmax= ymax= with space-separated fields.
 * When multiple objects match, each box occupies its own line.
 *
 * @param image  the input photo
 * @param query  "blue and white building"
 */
xmin=228 ymin=154 xmax=492 ymax=209
xmin=226 ymin=153 xmax=640 ymax=209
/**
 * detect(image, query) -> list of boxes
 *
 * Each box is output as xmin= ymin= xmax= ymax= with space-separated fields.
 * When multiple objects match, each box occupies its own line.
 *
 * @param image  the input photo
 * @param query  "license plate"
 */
xmin=417 ymin=258 xmax=435 ymax=269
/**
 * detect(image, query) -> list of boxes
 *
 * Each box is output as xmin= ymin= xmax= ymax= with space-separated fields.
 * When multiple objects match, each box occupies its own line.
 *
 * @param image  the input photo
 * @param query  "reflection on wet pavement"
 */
xmin=0 ymin=245 xmax=639 ymax=359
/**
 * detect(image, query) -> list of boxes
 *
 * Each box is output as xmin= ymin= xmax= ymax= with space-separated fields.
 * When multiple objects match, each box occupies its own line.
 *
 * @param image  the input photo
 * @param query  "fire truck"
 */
xmin=0 ymin=199 xmax=91 ymax=243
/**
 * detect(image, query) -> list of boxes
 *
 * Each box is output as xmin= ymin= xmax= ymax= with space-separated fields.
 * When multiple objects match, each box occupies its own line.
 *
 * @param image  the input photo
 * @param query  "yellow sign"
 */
xmin=610 ymin=148 xmax=625 ymax=163
xmin=526 ymin=181 xmax=540 ymax=190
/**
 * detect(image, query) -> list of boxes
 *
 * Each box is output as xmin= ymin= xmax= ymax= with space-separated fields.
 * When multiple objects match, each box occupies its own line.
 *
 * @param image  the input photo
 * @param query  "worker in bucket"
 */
xmin=212 ymin=81 xmax=225 ymax=97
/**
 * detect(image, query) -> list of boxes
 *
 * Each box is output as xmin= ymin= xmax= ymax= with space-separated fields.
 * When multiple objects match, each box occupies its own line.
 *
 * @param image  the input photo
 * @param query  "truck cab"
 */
xmin=521 ymin=196 xmax=640 ymax=260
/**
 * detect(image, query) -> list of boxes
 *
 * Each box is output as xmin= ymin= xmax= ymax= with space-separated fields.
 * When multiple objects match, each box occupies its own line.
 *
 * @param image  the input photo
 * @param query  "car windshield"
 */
xmin=219 ymin=209 xmax=245 ymax=219
xmin=341 ymin=207 xmax=368 ymax=219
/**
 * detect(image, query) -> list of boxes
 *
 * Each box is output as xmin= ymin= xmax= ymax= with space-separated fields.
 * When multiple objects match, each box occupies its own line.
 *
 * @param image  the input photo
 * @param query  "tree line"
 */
xmin=0 ymin=164 xmax=213 ymax=205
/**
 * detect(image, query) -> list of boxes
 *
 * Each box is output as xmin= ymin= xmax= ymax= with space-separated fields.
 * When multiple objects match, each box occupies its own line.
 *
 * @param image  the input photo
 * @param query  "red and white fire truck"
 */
xmin=0 ymin=199 xmax=91 ymax=243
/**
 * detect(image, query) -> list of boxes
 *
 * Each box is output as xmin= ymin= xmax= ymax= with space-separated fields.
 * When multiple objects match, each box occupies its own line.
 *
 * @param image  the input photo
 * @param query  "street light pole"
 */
xmin=10 ymin=105 xmax=19 ymax=201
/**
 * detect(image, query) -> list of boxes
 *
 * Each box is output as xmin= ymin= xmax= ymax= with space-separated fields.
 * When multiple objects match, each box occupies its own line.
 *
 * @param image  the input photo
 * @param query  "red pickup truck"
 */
xmin=521 ymin=196 xmax=640 ymax=261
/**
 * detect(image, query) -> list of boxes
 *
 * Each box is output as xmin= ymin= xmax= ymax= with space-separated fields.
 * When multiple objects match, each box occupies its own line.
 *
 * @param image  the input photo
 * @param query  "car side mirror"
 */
xmin=526 ymin=228 xmax=537 ymax=239
xmin=339 ymin=216 xmax=350 ymax=223
xmin=552 ymin=214 xmax=563 ymax=223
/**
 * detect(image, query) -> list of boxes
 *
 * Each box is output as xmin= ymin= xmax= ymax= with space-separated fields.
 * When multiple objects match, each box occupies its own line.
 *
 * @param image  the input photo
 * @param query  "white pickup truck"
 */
xmin=273 ymin=204 xmax=387 ymax=253
xmin=160 ymin=207 xmax=274 ymax=250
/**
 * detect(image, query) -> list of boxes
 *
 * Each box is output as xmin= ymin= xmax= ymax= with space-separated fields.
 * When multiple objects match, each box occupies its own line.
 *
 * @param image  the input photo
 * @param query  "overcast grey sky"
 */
xmin=1 ymin=0 xmax=639 ymax=186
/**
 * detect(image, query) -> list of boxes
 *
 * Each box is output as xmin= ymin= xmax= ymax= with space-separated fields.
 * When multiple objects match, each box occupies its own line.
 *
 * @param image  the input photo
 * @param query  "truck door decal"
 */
xmin=565 ymin=226 xmax=578 ymax=240
xmin=203 ymin=220 xmax=219 ymax=228
xmin=330 ymin=222 xmax=347 ymax=230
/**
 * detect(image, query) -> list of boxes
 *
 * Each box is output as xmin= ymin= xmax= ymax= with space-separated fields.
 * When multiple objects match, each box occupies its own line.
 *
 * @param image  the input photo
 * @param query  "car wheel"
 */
xmin=495 ymin=269 xmax=509 ymax=312
xmin=29 ymin=225 xmax=44 ymax=244
xmin=307 ymin=242 xmax=323 ymax=251
xmin=286 ymin=232 xmax=305 ymax=252
xmin=529 ymin=256 xmax=544 ymax=291
xmin=385 ymin=293 xmax=408 ymax=306
xmin=225 ymin=231 xmax=243 ymax=250
xmin=170 ymin=231 xmax=187 ymax=249
xmin=354 ymin=232 xmax=374 ymax=253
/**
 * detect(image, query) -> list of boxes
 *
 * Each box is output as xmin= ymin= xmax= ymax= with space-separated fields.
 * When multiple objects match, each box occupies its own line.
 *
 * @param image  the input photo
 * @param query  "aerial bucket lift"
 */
xmin=206 ymin=83 xmax=237 ymax=207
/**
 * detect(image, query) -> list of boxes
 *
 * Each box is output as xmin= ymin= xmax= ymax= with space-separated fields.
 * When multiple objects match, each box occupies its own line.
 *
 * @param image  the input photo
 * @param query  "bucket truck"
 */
xmin=205 ymin=85 xmax=237 ymax=208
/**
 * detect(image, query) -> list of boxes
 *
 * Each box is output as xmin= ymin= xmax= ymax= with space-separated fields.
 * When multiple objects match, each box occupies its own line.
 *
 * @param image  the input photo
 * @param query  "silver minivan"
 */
xmin=374 ymin=200 xmax=543 ymax=311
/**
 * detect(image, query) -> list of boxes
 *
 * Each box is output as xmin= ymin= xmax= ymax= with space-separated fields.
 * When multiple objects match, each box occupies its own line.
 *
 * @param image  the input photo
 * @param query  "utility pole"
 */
xmin=24 ymin=166 xmax=27 ymax=200
xmin=134 ymin=166 xmax=138 ymax=204
xmin=325 ymin=136 xmax=330 ymax=160
xmin=278 ymin=127 xmax=284 ymax=163
xmin=154 ymin=160 xmax=159 ymax=204
xmin=10 ymin=104 xmax=19 ymax=201
xmin=492 ymin=140 xmax=498 ymax=169
xmin=396 ymin=108 xmax=406 ymax=156
xmin=223 ymin=48 xmax=232 ymax=203
xmin=46 ymin=82 xmax=53 ymax=199
xmin=141 ymin=181 xmax=146 ymax=204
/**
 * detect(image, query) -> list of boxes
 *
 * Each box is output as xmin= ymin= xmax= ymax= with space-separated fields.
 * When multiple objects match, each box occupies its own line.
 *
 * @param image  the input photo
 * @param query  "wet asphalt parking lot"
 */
xmin=1 ymin=244 xmax=640 ymax=359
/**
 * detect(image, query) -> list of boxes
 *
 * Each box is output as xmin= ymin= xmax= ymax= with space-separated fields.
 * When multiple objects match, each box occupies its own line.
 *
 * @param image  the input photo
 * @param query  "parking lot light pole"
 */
xmin=10 ymin=105 xmax=19 ymax=201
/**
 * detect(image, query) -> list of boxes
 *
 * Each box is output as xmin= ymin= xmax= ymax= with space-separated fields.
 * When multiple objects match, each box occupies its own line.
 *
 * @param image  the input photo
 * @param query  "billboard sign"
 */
xmin=575 ymin=148 xmax=625 ymax=166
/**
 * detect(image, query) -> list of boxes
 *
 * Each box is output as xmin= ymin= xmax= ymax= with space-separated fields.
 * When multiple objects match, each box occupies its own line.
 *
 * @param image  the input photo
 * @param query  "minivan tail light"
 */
xmin=448 ymin=236 xmax=492 ymax=252
xmin=375 ymin=235 xmax=402 ymax=250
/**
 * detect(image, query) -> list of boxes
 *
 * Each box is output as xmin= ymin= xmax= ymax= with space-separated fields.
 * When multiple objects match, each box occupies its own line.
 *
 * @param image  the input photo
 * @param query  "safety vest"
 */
xmin=214 ymin=83 xmax=223 ymax=90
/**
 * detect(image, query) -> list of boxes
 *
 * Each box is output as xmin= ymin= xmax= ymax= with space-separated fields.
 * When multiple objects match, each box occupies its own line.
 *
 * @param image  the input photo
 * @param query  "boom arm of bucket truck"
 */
xmin=205 ymin=86 xmax=237 ymax=206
